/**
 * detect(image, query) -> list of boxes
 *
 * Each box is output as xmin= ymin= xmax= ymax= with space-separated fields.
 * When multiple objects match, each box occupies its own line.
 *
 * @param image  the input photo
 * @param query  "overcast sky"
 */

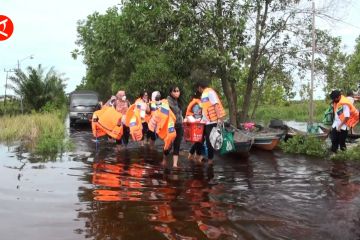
xmin=1 ymin=0 xmax=360 ymax=98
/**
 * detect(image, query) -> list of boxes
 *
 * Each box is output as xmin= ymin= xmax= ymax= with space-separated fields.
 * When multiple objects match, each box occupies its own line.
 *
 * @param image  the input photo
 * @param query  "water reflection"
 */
xmin=2 ymin=125 xmax=357 ymax=239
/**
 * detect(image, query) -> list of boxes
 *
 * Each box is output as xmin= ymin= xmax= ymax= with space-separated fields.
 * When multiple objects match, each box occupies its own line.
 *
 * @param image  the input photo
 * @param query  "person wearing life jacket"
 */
xmin=185 ymin=91 xmax=204 ymax=164
xmin=196 ymin=81 xmax=226 ymax=165
xmin=134 ymin=90 xmax=151 ymax=145
xmin=147 ymin=91 xmax=162 ymax=147
xmin=91 ymin=105 xmax=123 ymax=140
xmin=125 ymin=104 xmax=143 ymax=142
xmin=148 ymin=94 xmax=177 ymax=165
xmin=164 ymin=86 xmax=184 ymax=168
xmin=330 ymin=90 xmax=359 ymax=153
xmin=115 ymin=90 xmax=131 ymax=147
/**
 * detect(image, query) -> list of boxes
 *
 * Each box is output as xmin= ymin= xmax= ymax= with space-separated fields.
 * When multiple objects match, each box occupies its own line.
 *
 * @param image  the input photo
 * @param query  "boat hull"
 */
xmin=253 ymin=137 xmax=280 ymax=151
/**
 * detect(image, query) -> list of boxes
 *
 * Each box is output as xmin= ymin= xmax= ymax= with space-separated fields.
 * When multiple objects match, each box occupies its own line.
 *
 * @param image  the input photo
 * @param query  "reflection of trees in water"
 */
xmin=75 ymin=149 xmax=239 ymax=240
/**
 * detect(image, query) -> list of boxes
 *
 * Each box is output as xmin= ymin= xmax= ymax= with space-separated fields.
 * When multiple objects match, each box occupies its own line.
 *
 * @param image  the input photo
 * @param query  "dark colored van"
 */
xmin=69 ymin=90 xmax=99 ymax=125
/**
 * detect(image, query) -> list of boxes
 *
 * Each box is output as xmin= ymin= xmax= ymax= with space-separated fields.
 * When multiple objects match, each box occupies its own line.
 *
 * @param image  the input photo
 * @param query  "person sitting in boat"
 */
xmin=134 ymin=90 xmax=151 ymax=145
xmin=115 ymin=90 xmax=131 ymax=147
xmin=185 ymin=91 xmax=204 ymax=164
xmin=330 ymin=90 xmax=359 ymax=153
xmin=195 ymin=81 xmax=226 ymax=165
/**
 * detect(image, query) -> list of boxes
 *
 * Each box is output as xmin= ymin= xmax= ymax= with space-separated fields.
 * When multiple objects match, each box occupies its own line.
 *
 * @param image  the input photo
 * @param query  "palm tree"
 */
xmin=8 ymin=64 xmax=67 ymax=111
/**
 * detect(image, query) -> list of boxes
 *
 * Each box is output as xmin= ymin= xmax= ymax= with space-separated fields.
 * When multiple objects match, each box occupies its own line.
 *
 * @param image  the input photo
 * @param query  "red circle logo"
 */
xmin=0 ymin=15 xmax=14 ymax=41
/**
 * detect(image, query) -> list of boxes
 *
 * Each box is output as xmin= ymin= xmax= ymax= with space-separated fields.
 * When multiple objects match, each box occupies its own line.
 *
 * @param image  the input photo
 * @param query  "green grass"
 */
xmin=253 ymin=100 xmax=329 ymax=123
xmin=0 ymin=110 xmax=73 ymax=155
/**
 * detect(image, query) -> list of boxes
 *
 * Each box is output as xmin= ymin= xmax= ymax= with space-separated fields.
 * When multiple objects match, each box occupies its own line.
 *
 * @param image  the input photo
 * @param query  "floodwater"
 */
xmin=1 ymin=124 xmax=360 ymax=240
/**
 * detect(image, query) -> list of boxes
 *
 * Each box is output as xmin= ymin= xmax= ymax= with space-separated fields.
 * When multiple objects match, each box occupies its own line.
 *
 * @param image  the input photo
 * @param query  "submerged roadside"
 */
xmin=0 ymin=108 xmax=73 ymax=155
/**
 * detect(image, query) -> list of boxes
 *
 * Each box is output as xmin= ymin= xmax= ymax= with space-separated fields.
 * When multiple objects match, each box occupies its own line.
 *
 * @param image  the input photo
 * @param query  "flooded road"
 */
xmin=1 ymin=126 xmax=360 ymax=240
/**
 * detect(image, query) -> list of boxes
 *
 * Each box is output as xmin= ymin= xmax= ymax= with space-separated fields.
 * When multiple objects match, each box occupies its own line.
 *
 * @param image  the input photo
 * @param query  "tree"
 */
xmin=8 ymin=65 xmax=66 ymax=111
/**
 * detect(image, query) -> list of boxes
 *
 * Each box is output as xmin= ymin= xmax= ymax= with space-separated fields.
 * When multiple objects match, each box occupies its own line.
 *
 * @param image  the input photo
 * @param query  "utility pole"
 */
xmin=309 ymin=0 xmax=315 ymax=125
xmin=3 ymin=68 xmax=15 ymax=110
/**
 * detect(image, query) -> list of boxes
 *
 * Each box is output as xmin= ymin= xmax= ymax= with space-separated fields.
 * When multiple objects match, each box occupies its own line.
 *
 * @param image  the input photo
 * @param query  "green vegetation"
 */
xmin=330 ymin=146 xmax=360 ymax=161
xmin=0 ymin=109 xmax=72 ymax=155
xmin=280 ymin=135 xmax=329 ymax=158
xmin=7 ymin=64 xmax=67 ymax=112
xmin=253 ymin=100 xmax=329 ymax=124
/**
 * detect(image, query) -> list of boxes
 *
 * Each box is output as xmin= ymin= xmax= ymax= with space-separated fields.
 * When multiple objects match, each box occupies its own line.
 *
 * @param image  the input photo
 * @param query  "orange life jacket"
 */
xmin=134 ymin=98 xmax=149 ymax=123
xmin=186 ymin=98 xmax=201 ymax=117
xmin=92 ymin=106 xmax=123 ymax=140
xmin=125 ymin=104 xmax=143 ymax=141
xmin=334 ymin=95 xmax=359 ymax=128
xmin=200 ymin=88 xmax=226 ymax=122
xmin=148 ymin=99 xmax=177 ymax=150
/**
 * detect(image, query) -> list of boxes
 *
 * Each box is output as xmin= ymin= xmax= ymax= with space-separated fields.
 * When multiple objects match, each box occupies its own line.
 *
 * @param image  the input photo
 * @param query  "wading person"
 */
xmin=147 ymin=91 xmax=162 ymax=148
xmin=185 ymin=91 xmax=204 ymax=164
xmin=134 ymin=90 xmax=151 ymax=145
xmin=115 ymin=90 xmax=131 ymax=147
xmin=166 ymin=86 xmax=183 ymax=168
xmin=196 ymin=81 xmax=226 ymax=165
xmin=330 ymin=90 xmax=359 ymax=153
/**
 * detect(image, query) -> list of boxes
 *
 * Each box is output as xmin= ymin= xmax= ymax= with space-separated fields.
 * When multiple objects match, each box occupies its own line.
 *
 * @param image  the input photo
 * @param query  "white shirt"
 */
xmin=347 ymin=96 xmax=355 ymax=104
xmin=332 ymin=104 xmax=350 ymax=130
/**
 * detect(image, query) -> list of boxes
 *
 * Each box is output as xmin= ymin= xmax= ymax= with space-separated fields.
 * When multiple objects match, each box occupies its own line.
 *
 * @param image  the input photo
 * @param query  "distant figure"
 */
xmin=330 ymin=90 xmax=359 ymax=153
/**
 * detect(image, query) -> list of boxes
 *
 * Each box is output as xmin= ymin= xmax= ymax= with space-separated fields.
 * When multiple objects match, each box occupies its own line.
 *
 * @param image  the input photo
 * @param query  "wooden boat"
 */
xmin=228 ymin=126 xmax=254 ymax=154
xmin=319 ymin=125 xmax=360 ymax=140
xmin=253 ymin=135 xmax=281 ymax=150
xmin=286 ymin=126 xmax=329 ymax=140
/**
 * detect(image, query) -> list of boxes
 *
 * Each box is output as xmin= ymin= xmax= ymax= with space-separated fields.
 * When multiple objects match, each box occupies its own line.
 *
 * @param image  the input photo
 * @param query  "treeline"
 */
xmin=73 ymin=0 xmax=360 ymax=126
xmin=1 ymin=65 xmax=67 ymax=115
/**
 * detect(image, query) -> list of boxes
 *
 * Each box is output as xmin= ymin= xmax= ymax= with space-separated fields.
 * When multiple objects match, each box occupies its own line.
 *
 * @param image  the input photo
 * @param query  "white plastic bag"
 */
xmin=209 ymin=123 xmax=223 ymax=150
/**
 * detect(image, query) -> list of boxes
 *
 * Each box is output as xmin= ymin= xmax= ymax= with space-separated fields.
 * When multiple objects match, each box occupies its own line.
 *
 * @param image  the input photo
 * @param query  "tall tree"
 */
xmin=8 ymin=65 xmax=66 ymax=111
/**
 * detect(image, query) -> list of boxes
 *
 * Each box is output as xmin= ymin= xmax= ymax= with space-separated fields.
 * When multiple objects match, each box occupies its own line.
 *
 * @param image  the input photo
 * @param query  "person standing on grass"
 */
xmin=196 ymin=81 xmax=226 ymax=165
xmin=330 ymin=90 xmax=359 ymax=153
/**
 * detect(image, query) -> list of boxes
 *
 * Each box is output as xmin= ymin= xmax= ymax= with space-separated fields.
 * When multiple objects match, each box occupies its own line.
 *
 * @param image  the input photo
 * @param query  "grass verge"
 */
xmin=0 ymin=110 xmax=73 ymax=155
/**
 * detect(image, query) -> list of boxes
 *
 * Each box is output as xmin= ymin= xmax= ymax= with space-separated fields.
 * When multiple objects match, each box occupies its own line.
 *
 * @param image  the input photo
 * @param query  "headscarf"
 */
xmin=151 ymin=91 xmax=161 ymax=102
xmin=115 ymin=90 xmax=129 ymax=115
xmin=105 ymin=96 xmax=116 ymax=107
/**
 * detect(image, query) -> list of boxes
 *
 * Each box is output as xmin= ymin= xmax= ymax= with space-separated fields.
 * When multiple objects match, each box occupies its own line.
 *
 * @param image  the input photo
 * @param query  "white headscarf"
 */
xmin=151 ymin=91 xmax=160 ymax=102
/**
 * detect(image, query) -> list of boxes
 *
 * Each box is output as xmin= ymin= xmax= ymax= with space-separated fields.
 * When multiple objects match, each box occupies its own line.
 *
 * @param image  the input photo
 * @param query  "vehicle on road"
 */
xmin=69 ymin=90 xmax=99 ymax=125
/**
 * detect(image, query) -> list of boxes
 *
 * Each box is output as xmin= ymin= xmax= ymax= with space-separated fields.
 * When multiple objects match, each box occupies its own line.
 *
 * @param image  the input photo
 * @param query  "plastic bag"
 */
xmin=220 ymin=129 xmax=235 ymax=155
xmin=322 ymin=104 xmax=334 ymax=126
xmin=209 ymin=123 xmax=223 ymax=150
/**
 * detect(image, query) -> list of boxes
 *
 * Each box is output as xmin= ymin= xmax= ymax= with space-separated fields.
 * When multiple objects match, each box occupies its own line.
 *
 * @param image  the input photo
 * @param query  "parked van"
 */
xmin=69 ymin=90 xmax=99 ymax=125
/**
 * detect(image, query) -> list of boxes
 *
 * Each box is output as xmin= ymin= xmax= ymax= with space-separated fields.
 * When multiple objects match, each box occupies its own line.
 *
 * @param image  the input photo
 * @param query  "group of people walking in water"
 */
xmin=92 ymin=81 xmax=226 ymax=168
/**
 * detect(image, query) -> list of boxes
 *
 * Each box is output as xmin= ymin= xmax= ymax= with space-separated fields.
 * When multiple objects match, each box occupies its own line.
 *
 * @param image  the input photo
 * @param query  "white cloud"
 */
xmin=0 ymin=0 xmax=120 ymax=96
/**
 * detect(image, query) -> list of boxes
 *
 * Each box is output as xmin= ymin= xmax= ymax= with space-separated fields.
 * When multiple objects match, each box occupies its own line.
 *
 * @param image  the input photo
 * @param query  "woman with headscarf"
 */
xmin=165 ymin=86 xmax=183 ymax=168
xmin=134 ymin=90 xmax=151 ymax=145
xmin=115 ymin=90 xmax=131 ymax=146
xmin=147 ymin=91 xmax=162 ymax=147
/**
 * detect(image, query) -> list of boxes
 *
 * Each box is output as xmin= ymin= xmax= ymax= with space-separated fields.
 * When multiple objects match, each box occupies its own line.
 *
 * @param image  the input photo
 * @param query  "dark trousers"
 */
xmin=116 ymin=126 xmax=130 ymax=145
xmin=164 ymin=124 xmax=183 ymax=156
xmin=142 ymin=122 xmax=149 ymax=140
xmin=331 ymin=127 xmax=348 ymax=153
xmin=205 ymin=123 xmax=217 ymax=160
xmin=190 ymin=142 xmax=203 ymax=155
